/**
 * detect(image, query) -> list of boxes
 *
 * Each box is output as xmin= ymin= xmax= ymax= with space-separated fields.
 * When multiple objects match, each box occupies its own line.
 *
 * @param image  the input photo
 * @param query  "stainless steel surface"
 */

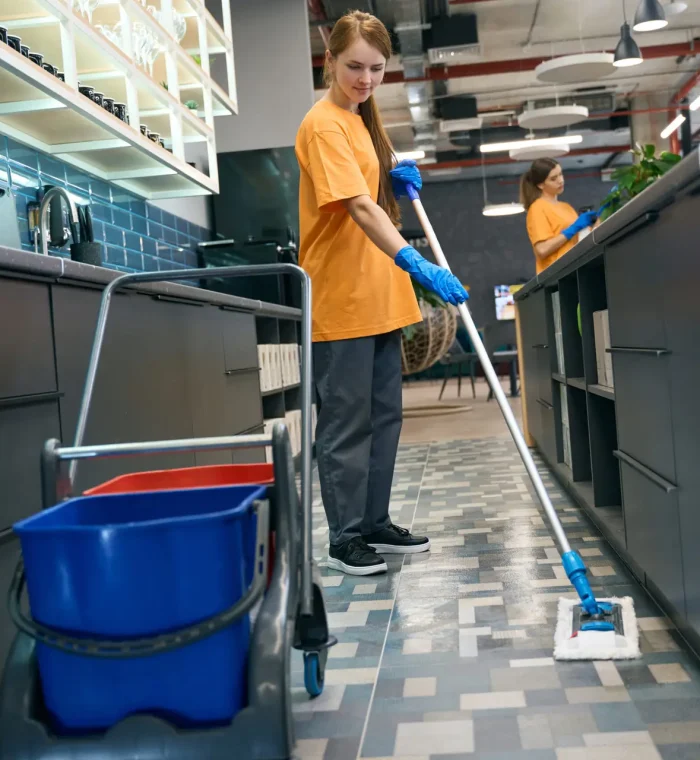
xmin=57 ymin=434 xmax=273 ymax=462
xmin=411 ymin=197 xmax=572 ymax=556
xmin=39 ymin=187 xmax=79 ymax=257
xmin=70 ymin=263 xmax=316 ymax=616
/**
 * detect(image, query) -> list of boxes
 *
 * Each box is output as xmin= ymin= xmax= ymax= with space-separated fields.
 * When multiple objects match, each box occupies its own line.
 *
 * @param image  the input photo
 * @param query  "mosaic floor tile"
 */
xmin=292 ymin=438 xmax=700 ymax=759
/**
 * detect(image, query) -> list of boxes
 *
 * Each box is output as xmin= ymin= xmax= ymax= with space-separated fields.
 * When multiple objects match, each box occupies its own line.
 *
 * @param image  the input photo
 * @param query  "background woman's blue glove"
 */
xmin=562 ymin=210 xmax=597 ymax=241
xmin=394 ymin=246 xmax=468 ymax=306
xmin=390 ymin=160 xmax=422 ymax=199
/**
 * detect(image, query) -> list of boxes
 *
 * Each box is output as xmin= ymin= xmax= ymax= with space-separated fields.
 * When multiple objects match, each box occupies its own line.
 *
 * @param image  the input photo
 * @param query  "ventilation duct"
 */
xmin=424 ymin=13 xmax=480 ymax=64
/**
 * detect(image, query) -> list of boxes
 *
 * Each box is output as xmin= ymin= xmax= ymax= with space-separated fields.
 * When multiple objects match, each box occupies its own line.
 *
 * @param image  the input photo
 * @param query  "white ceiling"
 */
xmin=308 ymin=0 xmax=700 ymax=180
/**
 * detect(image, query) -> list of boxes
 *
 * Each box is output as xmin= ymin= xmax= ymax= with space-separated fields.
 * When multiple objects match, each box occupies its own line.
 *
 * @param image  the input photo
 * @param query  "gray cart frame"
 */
xmin=0 ymin=265 xmax=333 ymax=760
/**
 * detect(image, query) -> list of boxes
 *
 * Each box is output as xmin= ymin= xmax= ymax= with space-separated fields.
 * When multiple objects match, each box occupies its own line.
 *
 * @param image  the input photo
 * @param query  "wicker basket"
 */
xmin=401 ymin=301 xmax=457 ymax=376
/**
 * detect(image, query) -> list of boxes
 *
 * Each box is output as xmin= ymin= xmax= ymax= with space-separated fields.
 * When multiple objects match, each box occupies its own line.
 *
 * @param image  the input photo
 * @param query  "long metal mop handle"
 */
xmin=407 ymin=187 xmax=571 ymax=556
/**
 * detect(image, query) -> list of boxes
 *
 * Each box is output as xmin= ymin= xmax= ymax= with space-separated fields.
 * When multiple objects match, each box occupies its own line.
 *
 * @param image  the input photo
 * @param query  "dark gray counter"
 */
xmin=515 ymin=148 xmax=700 ymax=657
xmin=0 ymin=246 xmax=302 ymax=676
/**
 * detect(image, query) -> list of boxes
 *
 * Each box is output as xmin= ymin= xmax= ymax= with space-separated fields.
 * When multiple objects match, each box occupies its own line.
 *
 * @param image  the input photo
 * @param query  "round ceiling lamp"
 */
xmin=614 ymin=22 xmax=644 ymax=67
xmin=663 ymin=0 xmax=687 ymax=14
xmin=509 ymin=143 xmax=571 ymax=161
xmin=633 ymin=0 xmax=668 ymax=30
xmin=518 ymin=105 xmax=589 ymax=130
xmin=535 ymin=53 xmax=616 ymax=84
xmin=482 ymin=203 xmax=525 ymax=217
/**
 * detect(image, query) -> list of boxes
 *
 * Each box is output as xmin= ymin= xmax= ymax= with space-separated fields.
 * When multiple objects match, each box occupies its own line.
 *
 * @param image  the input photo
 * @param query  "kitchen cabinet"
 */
xmin=618 ymin=453 xmax=684 ymax=619
xmin=515 ymin=150 xmax=700 ymax=653
xmin=0 ymin=279 xmax=55 ymax=400
xmin=0 ymin=398 xmax=61 ymax=529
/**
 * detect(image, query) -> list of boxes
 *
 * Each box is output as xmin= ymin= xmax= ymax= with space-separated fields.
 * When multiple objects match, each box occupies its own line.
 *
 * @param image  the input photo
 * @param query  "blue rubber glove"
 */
xmin=395 ymin=245 xmax=468 ymax=306
xmin=562 ymin=210 xmax=597 ymax=241
xmin=390 ymin=159 xmax=422 ymax=199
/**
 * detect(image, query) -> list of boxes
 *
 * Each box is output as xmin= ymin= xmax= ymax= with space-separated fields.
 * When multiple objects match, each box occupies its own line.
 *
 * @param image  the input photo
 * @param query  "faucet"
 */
xmin=39 ymin=186 xmax=80 ymax=256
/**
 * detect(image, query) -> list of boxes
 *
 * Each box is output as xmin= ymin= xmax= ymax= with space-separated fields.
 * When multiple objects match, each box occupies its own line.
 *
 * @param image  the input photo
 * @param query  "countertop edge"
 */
xmin=0 ymin=246 xmax=303 ymax=320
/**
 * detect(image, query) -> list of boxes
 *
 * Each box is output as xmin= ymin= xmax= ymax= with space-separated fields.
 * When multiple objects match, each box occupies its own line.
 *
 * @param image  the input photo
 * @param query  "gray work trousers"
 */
xmin=313 ymin=330 xmax=403 ymax=547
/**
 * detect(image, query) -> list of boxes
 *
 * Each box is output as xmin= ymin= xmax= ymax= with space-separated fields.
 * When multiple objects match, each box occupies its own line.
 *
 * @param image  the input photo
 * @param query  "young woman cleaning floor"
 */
xmin=295 ymin=10 xmax=469 ymax=576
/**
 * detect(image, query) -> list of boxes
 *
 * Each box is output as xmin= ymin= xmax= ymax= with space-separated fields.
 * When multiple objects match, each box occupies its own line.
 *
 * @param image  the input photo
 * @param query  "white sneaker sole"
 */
xmin=326 ymin=557 xmax=388 ymax=576
xmin=367 ymin=539 xmax=431 ymax=555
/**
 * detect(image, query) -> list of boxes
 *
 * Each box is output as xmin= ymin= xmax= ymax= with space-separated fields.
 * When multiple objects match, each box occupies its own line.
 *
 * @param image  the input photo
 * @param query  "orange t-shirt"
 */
xmin=526 ymin=198 xmax=579 ymax=274
xmin=295 ymin=99 xmax=421 ymax=342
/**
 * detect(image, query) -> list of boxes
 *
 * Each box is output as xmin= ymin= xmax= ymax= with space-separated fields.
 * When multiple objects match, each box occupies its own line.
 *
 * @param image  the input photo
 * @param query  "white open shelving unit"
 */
xmin=0 ymin=0 xmax=236 ymax=199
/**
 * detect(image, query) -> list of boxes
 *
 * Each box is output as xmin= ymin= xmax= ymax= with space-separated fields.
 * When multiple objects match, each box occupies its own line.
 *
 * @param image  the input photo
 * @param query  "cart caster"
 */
xmin=303 ymin=650 xmax=326 ymax=698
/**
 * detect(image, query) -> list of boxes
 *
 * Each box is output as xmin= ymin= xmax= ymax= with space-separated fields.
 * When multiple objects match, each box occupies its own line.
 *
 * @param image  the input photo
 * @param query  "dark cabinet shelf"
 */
xmin=588 ymin=384 xmax=615 ymax=401
xmin=552 ymin=372 xmax=565 ymax=384
xmin=262 ymin=382 xmax=301 ymax=398
xmin=567 ymin=377 xmax=586 ymax=391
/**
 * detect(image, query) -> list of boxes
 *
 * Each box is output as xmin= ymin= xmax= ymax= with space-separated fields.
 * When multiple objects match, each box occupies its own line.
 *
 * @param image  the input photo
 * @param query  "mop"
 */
xmin=405 ymin=185 xmax=640 ymax=661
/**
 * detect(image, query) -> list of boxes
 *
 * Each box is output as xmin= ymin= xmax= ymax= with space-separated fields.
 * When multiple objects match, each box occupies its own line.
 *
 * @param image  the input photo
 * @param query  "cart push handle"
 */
xmin=10 ymin=424 xmax=302 ymax=658
xmin=70 ymin=264 xmax=316 ymax=617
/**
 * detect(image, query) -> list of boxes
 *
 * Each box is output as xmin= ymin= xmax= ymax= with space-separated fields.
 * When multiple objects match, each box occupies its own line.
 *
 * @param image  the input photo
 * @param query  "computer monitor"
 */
xmin=494 ymin=284 xmax=523 ymax=321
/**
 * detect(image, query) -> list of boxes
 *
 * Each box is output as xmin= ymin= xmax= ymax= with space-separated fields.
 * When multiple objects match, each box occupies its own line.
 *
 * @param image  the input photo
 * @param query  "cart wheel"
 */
xmin=304 ymin=651 xmax=324 ymax=698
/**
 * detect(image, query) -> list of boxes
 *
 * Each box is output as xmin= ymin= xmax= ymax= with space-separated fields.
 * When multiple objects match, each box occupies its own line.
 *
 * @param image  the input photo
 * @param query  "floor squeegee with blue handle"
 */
xmin=405 ymin=183 xmax=640 ymax=660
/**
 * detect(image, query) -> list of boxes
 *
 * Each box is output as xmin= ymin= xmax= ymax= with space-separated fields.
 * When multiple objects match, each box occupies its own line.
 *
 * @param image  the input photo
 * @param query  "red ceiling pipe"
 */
xmin=308 ymin=0 xmax=330 ymax=47
xmin=420 ymin=145 xmax=629 ymax=171
xmin=312 ymin=40 xmax=700 ymax=84
xmin=671 ymin=69 xmax=700 ymax=104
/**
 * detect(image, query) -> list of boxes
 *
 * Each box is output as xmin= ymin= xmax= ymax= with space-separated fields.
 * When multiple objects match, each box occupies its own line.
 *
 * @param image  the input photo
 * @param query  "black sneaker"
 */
xmin=327 ymin=537 xmax=388 ymax=576
xmin=363 ymin=524 xmax=431 ymax=555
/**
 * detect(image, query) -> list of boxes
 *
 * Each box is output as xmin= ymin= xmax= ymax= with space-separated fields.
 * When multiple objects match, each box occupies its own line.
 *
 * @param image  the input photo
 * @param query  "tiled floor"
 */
xmin=291 ymin=433 xmax=700 ymax=760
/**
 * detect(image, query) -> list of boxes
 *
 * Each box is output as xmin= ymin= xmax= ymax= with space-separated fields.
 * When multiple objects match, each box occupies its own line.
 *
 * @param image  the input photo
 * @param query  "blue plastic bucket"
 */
xmin=13 ymin=483 xmax=266 ymax=734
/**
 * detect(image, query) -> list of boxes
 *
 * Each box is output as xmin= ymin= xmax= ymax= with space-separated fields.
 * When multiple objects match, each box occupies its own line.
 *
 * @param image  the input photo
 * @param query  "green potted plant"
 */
xmin=599 ymin=143 xmax=681 ymax=222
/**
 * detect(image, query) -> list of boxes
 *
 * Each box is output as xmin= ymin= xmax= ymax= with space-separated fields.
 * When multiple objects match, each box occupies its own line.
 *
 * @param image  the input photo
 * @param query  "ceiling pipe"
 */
xmin=671 ymin=68 xmax=700 ymax=103
xmin=421 ymin=145 xmax=630 ymax=170
xmin=311 ymin=39 xmax=700 ymax=84
xmin=308 ymin=0 xmax=331 ymax=46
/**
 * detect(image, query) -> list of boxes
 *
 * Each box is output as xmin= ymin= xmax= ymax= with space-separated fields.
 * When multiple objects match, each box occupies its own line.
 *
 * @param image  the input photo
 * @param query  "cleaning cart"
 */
xmin=0 ymin=264 xmax=335 ymax=759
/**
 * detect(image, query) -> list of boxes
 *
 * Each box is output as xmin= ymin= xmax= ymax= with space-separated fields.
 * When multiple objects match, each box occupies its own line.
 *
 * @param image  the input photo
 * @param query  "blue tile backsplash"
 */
xmin=0 ymin=136 xmax=210 ymax=274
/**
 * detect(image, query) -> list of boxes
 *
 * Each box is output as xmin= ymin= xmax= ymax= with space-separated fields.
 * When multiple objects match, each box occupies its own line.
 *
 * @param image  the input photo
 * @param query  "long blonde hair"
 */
xmin=520 ymin=158 xmax=560 ymax=211
xmin=324 ymin=11 xmax=400 ymax=224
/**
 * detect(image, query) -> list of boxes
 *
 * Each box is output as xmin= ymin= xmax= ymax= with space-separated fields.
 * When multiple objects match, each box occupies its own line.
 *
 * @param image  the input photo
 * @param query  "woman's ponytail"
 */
xmin=359 ymin=95 xmax=400 ymax=225
xmin=520 ymin=158 xmax=559 ymax=210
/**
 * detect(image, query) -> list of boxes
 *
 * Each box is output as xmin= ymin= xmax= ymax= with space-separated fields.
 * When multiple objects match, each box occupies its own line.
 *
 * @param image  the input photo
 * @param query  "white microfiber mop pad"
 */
xmin=554 ymin=596 xmax=641 ymax=661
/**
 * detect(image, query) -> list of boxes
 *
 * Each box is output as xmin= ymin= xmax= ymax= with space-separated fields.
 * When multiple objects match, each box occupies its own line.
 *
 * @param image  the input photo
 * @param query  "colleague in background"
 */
xmin=295 ymin=11 xmax=468 ymax=575
xmin=521 ymin=158 xmax=597 ymax=274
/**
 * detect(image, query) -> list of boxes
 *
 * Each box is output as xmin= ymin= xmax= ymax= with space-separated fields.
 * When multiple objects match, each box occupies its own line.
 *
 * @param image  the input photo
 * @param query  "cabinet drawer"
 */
xmin=224 ymin=369 xmax=263 ymax=434
xmin=0 ymin=400 xmax=61 ymax=529
xmin=613 ymin=351 xmax=675 ymax=483
xmin=605 ymin=242 xmax=666 ymax=349
xmin=0 ymin=279 xmax=56 ymax=399
xmin=519 ymin=290 xmax=547 ymax=348
xmin=221 ymin=309 xmax=258 ymax=372
xmin=618 ymin=453 xmax=684 ymax=617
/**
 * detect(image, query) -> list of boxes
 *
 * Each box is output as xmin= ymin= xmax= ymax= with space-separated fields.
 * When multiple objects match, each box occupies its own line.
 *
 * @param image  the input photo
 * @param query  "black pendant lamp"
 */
xmin=614 ymin=22 xmax=643 ymax=67
xmin=633 ymin=0 xmax=668 ymax=31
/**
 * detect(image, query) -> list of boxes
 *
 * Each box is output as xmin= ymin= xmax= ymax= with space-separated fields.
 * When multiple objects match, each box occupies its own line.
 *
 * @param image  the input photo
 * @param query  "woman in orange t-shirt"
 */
xmin=295 ymin=11 xmax=468 ymax=576
xmin=521 ymin=158 xmax=598 ymax=274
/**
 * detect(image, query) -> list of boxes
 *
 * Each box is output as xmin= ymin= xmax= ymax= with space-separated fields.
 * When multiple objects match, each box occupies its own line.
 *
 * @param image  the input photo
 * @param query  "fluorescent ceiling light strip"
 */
xmin=395 ymin=150 xmax=426 ymax=161
xmin=483 ymin=203 xmax=525 ymax=217
xmin=480 ymin=135 xmax=583 ymax=153
xmin=689 ymin=95 xmax=700 ymax=111
xmin=660 ymin=114 xmax=686 ymax=139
